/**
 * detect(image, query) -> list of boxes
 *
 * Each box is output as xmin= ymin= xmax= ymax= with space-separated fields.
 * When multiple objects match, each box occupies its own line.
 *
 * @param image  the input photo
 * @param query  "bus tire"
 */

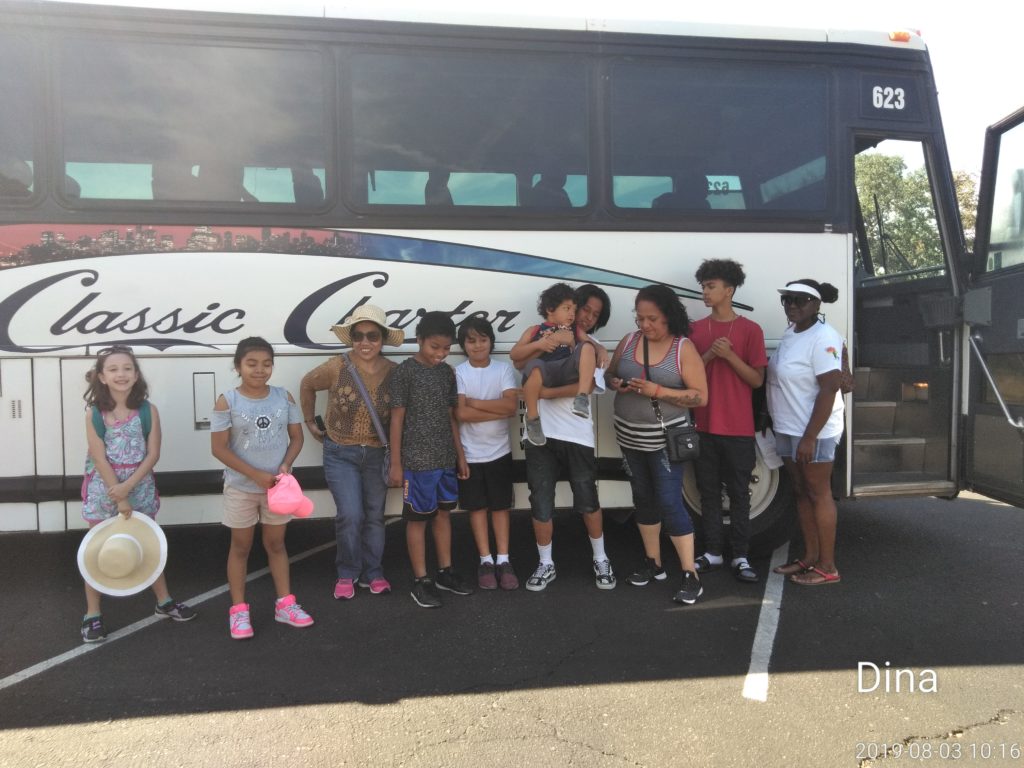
xmin=682 ymin=455 xmax=795 ymax=558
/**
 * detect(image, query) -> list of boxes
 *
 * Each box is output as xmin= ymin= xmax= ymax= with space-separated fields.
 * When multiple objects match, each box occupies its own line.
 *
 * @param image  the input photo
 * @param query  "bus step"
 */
xmin=853 ymin=401 xmax=897 ymax=436
xmin=853 ymin=436 xmax=926 ymax=473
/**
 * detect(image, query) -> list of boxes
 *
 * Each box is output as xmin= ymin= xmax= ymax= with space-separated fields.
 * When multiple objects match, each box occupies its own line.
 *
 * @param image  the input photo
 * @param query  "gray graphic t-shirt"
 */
xmin=389 ymin=358 xmax=458 ymax=471
xmin=211 ymin=385 xmax=301 ymax=493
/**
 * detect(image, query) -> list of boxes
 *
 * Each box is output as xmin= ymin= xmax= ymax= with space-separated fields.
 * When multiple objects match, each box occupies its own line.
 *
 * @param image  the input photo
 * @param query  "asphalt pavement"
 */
xmin=1 ymin=493 xmax=1022 ymax=767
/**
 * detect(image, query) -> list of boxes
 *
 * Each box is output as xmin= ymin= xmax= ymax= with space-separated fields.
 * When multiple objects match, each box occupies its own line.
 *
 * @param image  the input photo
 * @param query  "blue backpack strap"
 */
xmin=90 ymin=406 xmax=106 ymax=440
xmin=138 ymin=400 xmax=151 ymax=439
xmin=92 ymin=402 xmax=151 ymax=439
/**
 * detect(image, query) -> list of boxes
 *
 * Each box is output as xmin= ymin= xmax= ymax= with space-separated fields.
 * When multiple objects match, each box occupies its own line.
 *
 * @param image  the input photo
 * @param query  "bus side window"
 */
xmin=197 ymin=158 xmax=257 ymax=203
xmin=523 ymin=173 xmax=572 ymax=208
xmin=292 ymin=166 xmax=324 ymax=205
xmin=424 ymin=170 xmax=453 ymax=206
xmin=0 ymin=157 xmax=32 ymax=197
xmin=152 ymin=161 xmax=199 ymax=200
xmin=652 ymin=173 xmax=710 ymax=210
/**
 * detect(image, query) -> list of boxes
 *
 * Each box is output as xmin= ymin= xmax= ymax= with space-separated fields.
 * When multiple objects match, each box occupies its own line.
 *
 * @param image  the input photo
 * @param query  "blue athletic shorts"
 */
xmin=402 ymin=467 xmax=458 ymax=519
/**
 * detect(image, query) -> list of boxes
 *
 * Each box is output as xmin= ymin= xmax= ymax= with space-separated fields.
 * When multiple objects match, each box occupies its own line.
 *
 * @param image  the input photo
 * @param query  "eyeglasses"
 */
xmin=780 ymin=295 xmax=814 ymax=308
xmin=350 ymin=330 xmax=382 ymax=343
xmin=97 ymin=345 xmax=133 ymax=356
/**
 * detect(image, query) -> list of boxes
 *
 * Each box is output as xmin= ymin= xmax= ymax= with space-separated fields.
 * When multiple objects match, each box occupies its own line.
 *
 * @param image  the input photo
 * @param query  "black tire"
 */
xmin=682 ymin=454 xmax=796 ymax=558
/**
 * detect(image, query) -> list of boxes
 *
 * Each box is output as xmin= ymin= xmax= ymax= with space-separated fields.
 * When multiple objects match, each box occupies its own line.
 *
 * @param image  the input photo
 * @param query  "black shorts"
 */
xmin=458 ymin=453 xmax=514 ymax=512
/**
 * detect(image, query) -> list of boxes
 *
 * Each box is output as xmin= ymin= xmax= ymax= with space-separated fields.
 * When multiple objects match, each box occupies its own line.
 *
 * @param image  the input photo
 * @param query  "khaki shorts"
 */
xmin=222 ymin=484 xmax=290 ymax=528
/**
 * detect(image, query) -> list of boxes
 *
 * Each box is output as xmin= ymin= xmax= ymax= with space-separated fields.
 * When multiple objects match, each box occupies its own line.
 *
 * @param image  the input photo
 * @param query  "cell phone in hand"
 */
xmin=314 ymin=416 xmax=326 ymax=431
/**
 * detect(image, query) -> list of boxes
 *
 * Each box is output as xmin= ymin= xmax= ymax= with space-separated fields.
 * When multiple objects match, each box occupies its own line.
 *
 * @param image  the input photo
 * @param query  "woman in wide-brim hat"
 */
xmin=299 ymin=305 xmax=403 ymax=599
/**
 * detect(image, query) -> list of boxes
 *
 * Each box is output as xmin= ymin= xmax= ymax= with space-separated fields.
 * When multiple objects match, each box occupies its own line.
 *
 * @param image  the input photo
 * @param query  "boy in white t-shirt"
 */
xmin=455 ymin=317 xmax=521 ymax=590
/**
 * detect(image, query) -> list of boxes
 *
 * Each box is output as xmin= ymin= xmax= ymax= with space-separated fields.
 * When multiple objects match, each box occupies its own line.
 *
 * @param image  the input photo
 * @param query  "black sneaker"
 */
xmin=435 ymin=567 xmax=474 ymax=596
xmin=410 ymin=577 xmax=442 ymax=608
xmin=81 ymin=615 xmax=106 ymax=643
xmin=673 ymin=571 xmax=703 ymax=605
xmin=627 ymin=557 xmax=667 ymax=586
xmin=155 ymin=600 xmax=198 ymax=622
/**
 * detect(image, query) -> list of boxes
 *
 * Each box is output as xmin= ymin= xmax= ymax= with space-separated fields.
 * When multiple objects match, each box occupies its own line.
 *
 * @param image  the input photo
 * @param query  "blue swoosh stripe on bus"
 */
xmin=348 ymin=231 xmax=708 ymax=301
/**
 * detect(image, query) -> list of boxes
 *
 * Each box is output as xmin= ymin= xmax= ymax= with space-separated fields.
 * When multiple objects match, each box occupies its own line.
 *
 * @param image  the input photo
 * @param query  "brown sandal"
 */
xmin=773 ymin=558 xmax=812 ymax=576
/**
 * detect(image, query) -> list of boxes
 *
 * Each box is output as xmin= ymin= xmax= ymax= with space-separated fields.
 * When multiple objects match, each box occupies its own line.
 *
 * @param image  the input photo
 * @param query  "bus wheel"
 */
xmin=682 ymin=453 xmax=795 ymax=557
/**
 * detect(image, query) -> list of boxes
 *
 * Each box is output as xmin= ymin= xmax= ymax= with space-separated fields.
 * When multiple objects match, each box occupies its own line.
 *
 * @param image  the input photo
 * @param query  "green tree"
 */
xmin=954 ymin=170 xmax=978 ymax=252
xmin=855 ymin=153 xmax=943 ymax=274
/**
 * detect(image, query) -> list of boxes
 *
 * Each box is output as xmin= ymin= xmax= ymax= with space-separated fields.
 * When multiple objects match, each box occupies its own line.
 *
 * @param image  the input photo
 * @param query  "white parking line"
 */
xmin=742 ymin=542 xmax=790 ymax=702
xmin=0 ymin=540 xmax=336 ymax=693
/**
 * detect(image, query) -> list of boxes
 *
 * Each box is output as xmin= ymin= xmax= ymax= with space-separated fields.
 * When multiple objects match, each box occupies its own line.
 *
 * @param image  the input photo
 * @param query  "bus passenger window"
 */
xmin=523 ymin=173 xmax=571 ymax=208
xmin=424 ymin=171 xmax=453 ymax=206
xmin=652 ymin=174 xmax=710 ymax=210
xmin=152 ymin=161 xmax=199 ymax=200
xmin=197 ymin=159 xmax=257 ymax=203
xmin=0 ymin=157 xmax=32 ymax=198
xmin=292 ymin=166 xmax=324 ymax=206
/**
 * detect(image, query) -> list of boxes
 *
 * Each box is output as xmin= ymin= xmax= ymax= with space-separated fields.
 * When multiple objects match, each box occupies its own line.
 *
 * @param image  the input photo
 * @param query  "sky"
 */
xmin=54 ymin=0 xmax=1021 ymax=175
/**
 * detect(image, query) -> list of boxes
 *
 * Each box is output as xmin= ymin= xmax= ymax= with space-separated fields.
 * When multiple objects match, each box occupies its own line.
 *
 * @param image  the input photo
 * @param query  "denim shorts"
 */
xmin=774 ymin=433 xmax=840 ymax=463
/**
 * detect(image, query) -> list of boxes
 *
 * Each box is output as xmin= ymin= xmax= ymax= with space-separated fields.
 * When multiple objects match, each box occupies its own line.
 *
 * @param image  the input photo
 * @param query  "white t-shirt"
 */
xmin=767 ymin=322 xmax=845 ymax=439
xmin=456 ymin=359 xmax=518 ymax=463
xmin=537 ymin=368 xmax=607 ymax=449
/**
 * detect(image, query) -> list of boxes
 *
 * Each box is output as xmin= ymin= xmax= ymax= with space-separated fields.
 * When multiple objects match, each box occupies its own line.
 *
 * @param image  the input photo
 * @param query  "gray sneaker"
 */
xmin=524 ymin=417 xmax=546 ymax=446
xmin=525 ymin=562 xmax=556 ymax=591
xmin=593 ymin=559 xmax=617 ymax=590
xmin=673 ymin=571 xmax=703 ymax=605
xmin=155 ymin=600 xmax=197 ymax=622
xmin=571 ymin=394 xmax=591 ymax=418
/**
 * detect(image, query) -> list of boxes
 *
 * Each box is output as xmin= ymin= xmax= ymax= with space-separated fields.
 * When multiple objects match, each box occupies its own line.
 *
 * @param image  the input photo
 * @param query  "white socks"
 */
xmin=537 ymin=542 xmax=553 ymax=565
xmin=590 ymin=535 xmax=607 ymax=562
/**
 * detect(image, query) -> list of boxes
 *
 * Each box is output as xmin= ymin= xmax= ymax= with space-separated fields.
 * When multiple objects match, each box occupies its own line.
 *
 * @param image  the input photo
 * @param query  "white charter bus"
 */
xmin=1 ymin=1 xmax=1021 ymax=540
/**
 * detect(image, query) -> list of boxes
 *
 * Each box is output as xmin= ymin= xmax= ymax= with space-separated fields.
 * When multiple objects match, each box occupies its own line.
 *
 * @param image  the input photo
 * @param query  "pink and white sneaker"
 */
xmin=333 ymin=578 xmax=356 ymax=600
xmin=274 ymin=594 xmax=314 ymax=627
xmin=229 ymin=602 xmax=254 ymax=640
xmin=358 ymin=577 xmax=392 ymax=595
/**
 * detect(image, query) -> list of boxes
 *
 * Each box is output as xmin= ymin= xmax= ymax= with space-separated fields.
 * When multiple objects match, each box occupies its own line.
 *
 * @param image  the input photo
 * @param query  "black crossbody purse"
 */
xmin=643 ymin=337 xmax=700 ymax=463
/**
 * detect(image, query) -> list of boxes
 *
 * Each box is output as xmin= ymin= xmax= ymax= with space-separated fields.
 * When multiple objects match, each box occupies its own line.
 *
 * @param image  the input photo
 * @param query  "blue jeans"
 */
xmin=621 ymin=446 xmax=693 ymax=537
xmin=323 ymin=438 xmax=388 ymax=581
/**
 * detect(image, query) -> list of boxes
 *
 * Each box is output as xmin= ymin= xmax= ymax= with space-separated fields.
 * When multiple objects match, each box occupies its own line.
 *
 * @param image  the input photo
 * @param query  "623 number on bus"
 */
xmin=872 ymin=86 xmax=906 ymax=110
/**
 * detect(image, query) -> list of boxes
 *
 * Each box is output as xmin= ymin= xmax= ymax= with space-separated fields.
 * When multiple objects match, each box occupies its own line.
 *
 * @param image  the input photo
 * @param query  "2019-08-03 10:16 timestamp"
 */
xmin=855 ymin=741 xmax=1022 ymax=761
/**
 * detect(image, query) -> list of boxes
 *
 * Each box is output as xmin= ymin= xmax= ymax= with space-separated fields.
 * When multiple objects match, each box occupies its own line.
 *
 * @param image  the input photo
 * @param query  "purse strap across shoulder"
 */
xmin=345 ymin=354 xmax=389 ymax=447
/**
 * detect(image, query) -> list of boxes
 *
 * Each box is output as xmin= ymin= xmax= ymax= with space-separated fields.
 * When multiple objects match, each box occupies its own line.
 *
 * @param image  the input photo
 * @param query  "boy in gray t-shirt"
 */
xmin=388 ymin=312 xmax=472 ymax=608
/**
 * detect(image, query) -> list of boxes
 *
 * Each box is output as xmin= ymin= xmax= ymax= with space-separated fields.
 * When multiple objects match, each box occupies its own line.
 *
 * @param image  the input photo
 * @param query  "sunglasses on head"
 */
xmin=780 ymin=294 xmax=814 ymax=308
xmin=350 ymin=329 xmax=382 ymax=343
xmin=97 ymin=345 xmax=133 ymax=356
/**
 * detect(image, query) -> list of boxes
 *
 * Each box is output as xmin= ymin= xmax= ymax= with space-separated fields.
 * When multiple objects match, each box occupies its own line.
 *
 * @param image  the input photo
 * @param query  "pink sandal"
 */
xmin=789 ymin=566 xmax=841 ymax=585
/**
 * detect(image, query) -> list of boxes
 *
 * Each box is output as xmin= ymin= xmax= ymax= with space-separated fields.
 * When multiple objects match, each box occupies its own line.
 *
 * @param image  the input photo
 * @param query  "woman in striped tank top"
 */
xmin=607 ymin=285 xmax=708 ymax=605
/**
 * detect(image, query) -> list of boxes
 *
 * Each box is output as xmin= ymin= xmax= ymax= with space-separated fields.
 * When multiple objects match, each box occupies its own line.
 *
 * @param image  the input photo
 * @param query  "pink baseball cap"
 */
xmin=267 ymin=474 xmax=313 ymax=518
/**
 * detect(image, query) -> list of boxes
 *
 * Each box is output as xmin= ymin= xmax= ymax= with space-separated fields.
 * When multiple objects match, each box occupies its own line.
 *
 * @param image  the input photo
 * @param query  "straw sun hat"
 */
xmin=331 ymin=304 xmax=405 ymax=347
xmin=77 ymin=513 xmax=168 ymax=597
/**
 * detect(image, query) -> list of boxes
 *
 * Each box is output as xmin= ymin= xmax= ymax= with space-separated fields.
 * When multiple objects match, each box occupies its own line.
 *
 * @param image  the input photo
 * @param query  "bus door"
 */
xmin=851 ymin=136 xmax=960 ymax=498
xmin=962 ymin=107 xmax=1024 ymax=507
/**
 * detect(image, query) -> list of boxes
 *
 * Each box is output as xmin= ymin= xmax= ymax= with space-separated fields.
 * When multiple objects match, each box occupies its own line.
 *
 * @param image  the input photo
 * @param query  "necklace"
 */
xmin=708 ymin=315 xmax=737 ymax=340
